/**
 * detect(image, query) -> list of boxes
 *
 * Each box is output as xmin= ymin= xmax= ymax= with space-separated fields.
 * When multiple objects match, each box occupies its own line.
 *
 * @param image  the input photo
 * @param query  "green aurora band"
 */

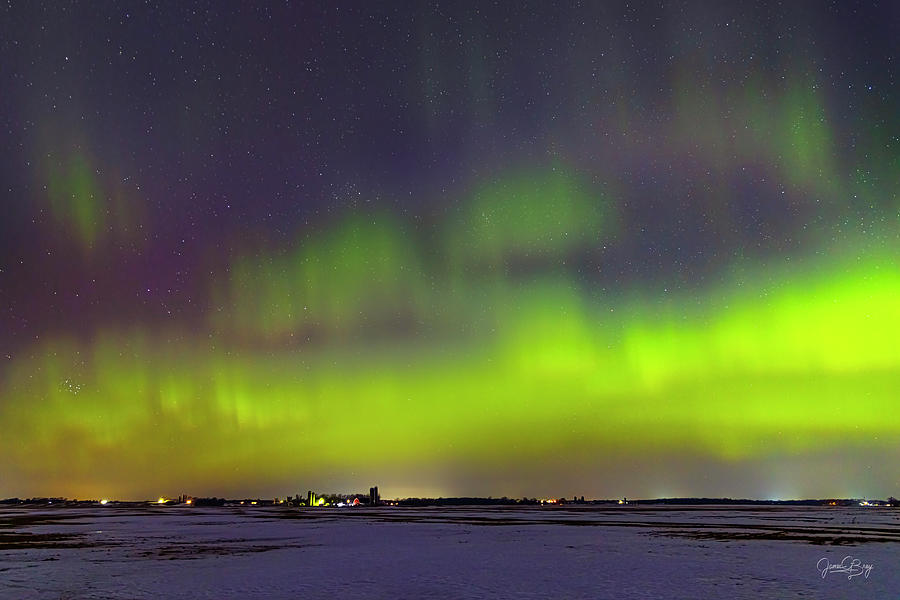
xmin=2 ymin=164 xmax=898 ymax=500
xmin=42 ymin=148 xmax=145 ymax=252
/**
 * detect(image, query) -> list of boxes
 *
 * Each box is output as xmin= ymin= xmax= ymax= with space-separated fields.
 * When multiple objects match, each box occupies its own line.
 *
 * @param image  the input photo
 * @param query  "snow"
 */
xmin=1 ymin=505 xmax=897 ymax=599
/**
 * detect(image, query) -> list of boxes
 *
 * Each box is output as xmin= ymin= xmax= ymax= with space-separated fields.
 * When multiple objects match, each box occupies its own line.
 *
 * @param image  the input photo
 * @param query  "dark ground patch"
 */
xmin=655 ymin=526 xmax=900 ymax=545
xmin=0 ymin=531 xmax=102 ymax=550
xmin=142 ymin=541 xmax=322 ymax=560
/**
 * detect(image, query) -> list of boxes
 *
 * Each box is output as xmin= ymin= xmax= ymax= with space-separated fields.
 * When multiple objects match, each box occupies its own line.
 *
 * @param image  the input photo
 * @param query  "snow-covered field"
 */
xmin=1 ymin=504 xmax=897 ymax=599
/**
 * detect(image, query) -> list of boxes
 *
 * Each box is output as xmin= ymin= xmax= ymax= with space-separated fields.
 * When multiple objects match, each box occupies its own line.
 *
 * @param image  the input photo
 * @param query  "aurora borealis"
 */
xmin=0 ymin=2 xmax=898 ymax=501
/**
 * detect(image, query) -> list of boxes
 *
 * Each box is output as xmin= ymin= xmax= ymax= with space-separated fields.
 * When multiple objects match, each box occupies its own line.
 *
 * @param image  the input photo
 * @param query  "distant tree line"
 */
xmin=398 ymin=497 xmax=541 ymax=506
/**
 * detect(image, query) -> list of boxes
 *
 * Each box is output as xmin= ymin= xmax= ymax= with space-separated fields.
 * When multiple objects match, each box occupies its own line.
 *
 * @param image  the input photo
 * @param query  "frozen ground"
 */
xmin=1 ymin=504 xmax=897 ymax=599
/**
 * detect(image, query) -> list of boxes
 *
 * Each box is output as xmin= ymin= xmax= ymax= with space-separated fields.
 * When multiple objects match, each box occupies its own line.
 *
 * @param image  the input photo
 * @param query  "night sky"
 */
xmin=1 ymin=1 xmax=898 ymax=501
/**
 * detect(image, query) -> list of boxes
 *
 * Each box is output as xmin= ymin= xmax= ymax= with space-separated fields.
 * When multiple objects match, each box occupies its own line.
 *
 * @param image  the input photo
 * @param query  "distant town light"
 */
xmin=158 ymin=497 xmax=167 ymax=504
xmin=100 ymin=499 xmax=109 ymax=505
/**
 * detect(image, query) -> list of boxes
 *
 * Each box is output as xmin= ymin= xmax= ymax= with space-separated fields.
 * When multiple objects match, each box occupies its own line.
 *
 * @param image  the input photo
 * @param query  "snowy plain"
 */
xmin=1 ymin=504 xmax=897 ymax=599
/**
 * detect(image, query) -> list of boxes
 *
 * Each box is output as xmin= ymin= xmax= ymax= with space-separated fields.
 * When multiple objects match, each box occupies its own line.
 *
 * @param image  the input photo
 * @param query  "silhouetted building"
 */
xmin=369 ymin=486 xmax=379 ymax=506
xmin=307 ymin=490 xmax=317 ymax=506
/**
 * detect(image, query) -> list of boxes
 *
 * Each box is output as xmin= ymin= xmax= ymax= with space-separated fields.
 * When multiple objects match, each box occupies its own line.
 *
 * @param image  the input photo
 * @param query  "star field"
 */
xmin=0 ymin=1 xmax=897 ymax=500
